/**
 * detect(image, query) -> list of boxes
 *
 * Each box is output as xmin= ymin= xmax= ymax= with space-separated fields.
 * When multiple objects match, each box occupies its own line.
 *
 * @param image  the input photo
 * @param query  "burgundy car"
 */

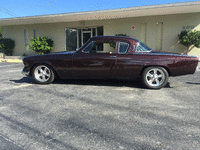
xmin=22 ymin=36 xmax=199 ymax=89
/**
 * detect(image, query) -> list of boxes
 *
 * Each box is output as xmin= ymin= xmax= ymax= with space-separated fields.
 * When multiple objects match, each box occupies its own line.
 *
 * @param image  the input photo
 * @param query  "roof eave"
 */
xmin=1 ymin=1 xmax=200 ymax=26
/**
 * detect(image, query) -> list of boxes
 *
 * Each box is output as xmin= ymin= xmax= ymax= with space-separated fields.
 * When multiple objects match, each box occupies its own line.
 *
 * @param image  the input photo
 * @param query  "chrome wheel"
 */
xmin=33 ymin=65 xmax=55 ymax=84
xmin=142 ymin=67 xmax=169 ymax=89
xmin=146 ymin=68 xmax=165 ymax=87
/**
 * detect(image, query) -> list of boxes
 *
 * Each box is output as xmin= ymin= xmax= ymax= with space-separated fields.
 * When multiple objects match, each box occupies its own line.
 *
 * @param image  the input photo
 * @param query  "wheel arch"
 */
xmin=30 ymin=63 xmax=59 ymax=78
xmin=140 ymin=65 xmax=171 ymax=76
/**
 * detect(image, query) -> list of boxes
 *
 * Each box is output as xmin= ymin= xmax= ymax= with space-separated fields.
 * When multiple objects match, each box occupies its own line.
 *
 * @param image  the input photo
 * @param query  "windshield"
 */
xmin=136 ymin=41 xmax=152 ymax=52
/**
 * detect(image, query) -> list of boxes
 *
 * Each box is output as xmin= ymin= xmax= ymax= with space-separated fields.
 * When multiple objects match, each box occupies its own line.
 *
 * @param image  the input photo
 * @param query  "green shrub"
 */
xmin=21 ymin=53 xmax=27 ymax=57
xmin=0 ymin=27 xmax=2 ymax=38
xmin=29 ymin=36 xmax=54 ymax=54
xmin=0 ymin=38 xmax=15 ymax=56
xmin=178 ymin=30 xmax=200 ymax=53
xmin=115 ymin=33 xmax=127 ymax=37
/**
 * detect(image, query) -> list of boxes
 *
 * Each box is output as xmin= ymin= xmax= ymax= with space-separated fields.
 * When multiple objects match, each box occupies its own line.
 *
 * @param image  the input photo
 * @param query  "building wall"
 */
xmin=2 ymin=12 xmax=200 ymax=56
xmin=103 ymin=12 xmax=200 ymax=56
xmin=2 ymin=20 xmax=103 ymax=55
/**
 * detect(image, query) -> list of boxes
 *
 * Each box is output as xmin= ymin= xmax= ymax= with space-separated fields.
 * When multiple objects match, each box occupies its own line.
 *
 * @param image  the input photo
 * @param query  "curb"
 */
xmin=0 ymin=59 xmax=23 ymax=63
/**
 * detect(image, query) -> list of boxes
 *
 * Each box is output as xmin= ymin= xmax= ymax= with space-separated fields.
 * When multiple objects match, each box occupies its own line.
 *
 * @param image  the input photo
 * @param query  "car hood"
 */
xmin=22 ymin=51 xmax=75 ymax=61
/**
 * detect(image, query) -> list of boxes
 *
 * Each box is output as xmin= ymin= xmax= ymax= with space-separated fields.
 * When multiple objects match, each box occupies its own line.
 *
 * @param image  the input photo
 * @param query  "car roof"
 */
xmin=90 ymin=36 xmax=138 ymax=42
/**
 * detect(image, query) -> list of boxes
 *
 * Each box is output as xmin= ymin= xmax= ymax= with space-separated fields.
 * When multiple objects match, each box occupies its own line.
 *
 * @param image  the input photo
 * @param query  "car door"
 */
xmin=115 ymin=41 xmax=142 ymax=78
xmin=72 ymin=40 xmax=117 ymax=79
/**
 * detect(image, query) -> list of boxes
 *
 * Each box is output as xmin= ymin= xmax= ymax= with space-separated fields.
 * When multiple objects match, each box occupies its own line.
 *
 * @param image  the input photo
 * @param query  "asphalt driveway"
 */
xmin=0 ymin=62 xmax=200 ymax=150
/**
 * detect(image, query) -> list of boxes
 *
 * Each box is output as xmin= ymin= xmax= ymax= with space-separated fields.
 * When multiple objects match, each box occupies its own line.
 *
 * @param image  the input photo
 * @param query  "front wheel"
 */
xmin=142 ymin=66 xmax=169 ymax=89
xmin=32 ymin=64 xmax=55 ymax=84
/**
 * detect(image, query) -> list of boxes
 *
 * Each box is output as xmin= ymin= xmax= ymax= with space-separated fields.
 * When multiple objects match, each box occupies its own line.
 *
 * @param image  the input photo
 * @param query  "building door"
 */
xmin=155 ymin=22 xmax=163 ymax=51
xmin=81 ymin=28 xmax=93 ymax=46
xmin=140 ymin=23 xmax=147 ymax=44
xmin=83 ymin=32 xmax=91 ymax=44
xmin=66 ymin=26 xmax=103 ymax=51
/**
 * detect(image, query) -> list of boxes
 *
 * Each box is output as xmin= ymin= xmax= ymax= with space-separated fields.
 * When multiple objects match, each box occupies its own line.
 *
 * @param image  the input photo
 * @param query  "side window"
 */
xmin=135 ymin=42 xmax=152 ymax=52
xmin=83 ymin=41 xmax=116 ymax=54
xmin=118 ymin=42 xmax=129 ymax=54
xmin=96 ymin=42 xmax=116 ymax=54
xmin=82 ymin=41 xmax=96 ymax=53
xmin=135 ymin=44 xmax=146 ymax=52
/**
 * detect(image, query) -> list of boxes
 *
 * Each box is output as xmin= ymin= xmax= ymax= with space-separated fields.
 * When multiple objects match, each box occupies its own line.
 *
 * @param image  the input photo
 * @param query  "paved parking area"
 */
xmin=0 ymin=62 xmax=200 ymax=150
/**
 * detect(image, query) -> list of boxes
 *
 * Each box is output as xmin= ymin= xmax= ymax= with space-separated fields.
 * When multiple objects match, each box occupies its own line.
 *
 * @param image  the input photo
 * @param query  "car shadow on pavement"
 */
xmin=10 ymin=77 xmax=35 ymax=84
xmin=186 ymin=82 xmax=200 ymax=85
xmin=54 ymin=78 xmax=171 ymax=89
xmin=55 ymin=78 xmax=144 ymax=88
xmin=11 ymin=77 xmax=171 ymax=89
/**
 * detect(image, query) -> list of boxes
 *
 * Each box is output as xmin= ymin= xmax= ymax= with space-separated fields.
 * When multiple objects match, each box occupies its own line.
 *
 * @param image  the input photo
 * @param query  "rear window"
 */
xmin=136 ymin=42 xmax=152 ymax=52
xmin=118 ymin=42 xmax=129 ymax=54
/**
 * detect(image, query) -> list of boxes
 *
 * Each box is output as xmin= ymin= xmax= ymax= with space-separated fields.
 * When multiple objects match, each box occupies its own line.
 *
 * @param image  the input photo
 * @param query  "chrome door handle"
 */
xmin=110 ymin=56 xmax=116 ymax=58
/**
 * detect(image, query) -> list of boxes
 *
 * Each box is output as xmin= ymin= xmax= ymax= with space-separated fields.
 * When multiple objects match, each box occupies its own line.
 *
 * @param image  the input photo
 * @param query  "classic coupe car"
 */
xmin=22 ymin=36 xmax=199 ymax=89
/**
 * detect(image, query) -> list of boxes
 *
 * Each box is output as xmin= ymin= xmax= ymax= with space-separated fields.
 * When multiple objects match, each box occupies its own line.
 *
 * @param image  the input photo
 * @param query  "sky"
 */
xmin=0 ymin=0 xmax=199 ymax=19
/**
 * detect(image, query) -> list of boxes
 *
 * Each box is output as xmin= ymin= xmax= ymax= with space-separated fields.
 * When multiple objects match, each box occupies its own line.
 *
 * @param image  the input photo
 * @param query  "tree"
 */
xmin=178 ymin=30 xmax=200 ymax=54
xmin=29 ymin=36 xmax=54 ymax=54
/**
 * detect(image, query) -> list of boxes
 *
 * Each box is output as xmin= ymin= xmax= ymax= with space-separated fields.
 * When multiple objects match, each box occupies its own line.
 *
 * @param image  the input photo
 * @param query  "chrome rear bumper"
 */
xmin=196 ymin=58 xmax=200 ymax=71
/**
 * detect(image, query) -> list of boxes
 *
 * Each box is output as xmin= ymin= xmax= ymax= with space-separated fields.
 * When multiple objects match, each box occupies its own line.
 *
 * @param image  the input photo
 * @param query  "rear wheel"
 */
xmin=32 ymin=64 xmax=55 ymax=84
xmin=142 ymin=66 xmax=169 ymax=89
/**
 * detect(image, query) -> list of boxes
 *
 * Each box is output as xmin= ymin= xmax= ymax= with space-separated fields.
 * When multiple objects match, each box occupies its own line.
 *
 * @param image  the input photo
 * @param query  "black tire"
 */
xmin=142 ymin=66 xmax=169 ymax=89
xmin=32 ymin=64 xmax=55 ymax=84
